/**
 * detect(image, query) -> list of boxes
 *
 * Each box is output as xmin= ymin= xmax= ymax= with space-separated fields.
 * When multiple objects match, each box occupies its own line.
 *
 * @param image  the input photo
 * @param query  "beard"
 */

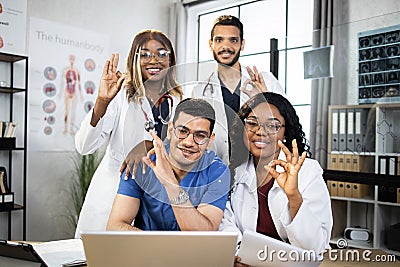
xmin=213 ymin=49 xmax=241 ymax=67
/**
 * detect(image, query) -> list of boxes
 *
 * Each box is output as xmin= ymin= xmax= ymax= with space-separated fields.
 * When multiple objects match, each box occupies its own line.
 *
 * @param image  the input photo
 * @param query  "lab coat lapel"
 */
xmin=208 ymin=71 xmax=229 ymax=136
xmin=239 ymin=65 xmax=251 ymax=106
xmin=240 ymin=158 xmax=258 ymax=232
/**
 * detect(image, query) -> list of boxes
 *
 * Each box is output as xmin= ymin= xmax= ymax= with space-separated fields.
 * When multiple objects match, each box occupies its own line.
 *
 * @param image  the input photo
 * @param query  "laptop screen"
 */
xmin=81 ymin=231 xmax=238 ymax=267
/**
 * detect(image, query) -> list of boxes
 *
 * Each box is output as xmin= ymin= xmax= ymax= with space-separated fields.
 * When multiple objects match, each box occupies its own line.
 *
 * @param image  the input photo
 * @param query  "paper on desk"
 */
xmin=32 ymin=239 xmax=86 ymax=267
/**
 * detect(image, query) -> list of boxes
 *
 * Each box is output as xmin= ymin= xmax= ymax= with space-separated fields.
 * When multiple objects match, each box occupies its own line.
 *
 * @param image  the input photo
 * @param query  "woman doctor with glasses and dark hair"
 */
xmin=219 ymin=92 xmax=332 ymax=266
xmin=75 ymin=29 xmax=183 ymax=237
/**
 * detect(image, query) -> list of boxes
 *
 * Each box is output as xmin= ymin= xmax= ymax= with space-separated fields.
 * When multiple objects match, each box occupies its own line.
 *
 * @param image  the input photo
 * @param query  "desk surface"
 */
xmin=1 ymin=246 xmax=398 ymax=267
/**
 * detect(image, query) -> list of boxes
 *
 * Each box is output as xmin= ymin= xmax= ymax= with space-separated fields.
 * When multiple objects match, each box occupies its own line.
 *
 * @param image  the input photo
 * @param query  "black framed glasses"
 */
xmin=138 ymin=50 xmax=170 ymax=63
xmin=173 ymin=125 xmax=210 ymax=145
xmin=244 ymin=118 xmax=285 ymax=135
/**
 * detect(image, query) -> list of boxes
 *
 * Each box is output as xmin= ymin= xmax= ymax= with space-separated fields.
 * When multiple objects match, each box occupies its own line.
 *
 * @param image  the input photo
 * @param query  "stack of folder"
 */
xmin=327 ymin=154 xmax=374 ymax=198
xmin=331 ymin=108 xmax=375 ymax=153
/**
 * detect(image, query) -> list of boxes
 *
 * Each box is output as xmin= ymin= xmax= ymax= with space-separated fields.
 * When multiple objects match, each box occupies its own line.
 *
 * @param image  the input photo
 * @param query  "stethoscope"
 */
xmin=202 ymin=72 xmax=216 ymax=97
xmin=140 ymin=93 xmax=174 ymax=132
xmin=202 ymin=70 xmax=255 ymax=98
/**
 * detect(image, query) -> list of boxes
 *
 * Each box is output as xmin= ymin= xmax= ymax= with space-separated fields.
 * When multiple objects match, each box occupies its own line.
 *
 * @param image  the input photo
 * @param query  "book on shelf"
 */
xmin=1 ymin=121 xmax=16 ymax=138
xmin=0 ymin=166 xmax=9 ymax=194
xmin=9 ymin=123 xmax=16 ymax=137
xmin=0 ymin=121 xmax=4 ymax=138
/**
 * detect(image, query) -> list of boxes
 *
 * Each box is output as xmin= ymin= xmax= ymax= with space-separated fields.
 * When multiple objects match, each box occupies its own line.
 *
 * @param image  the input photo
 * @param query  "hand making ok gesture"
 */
xmin=241 ymin=66 xmax=268 ymax=98
xmin=98 ymin=53 xmax=126 ymax=103
xmin=265 ymin=139 xmax=306 ymax=219
xmin=142 ymin=130 xmax=179 ymax=187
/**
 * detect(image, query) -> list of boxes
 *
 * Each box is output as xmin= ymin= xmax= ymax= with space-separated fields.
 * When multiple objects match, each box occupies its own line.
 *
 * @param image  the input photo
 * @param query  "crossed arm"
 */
xmin=106 ymin=190 xmax=224 ymax=231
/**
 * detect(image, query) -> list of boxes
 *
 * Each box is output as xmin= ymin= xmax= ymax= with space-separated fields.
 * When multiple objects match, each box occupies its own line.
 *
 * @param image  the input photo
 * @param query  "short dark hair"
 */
xmin=211 ymin=15 xmax=244 ymax=41
xmin=173 ymin=98 xmax=216 ymax=133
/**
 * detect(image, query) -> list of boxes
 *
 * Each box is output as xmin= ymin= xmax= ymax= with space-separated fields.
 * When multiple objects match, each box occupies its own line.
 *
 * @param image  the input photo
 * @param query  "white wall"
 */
xmin=26 ymin=0 xmax=175 ymax=66
xmin=0 ymin=0 xmax=175 ymax=242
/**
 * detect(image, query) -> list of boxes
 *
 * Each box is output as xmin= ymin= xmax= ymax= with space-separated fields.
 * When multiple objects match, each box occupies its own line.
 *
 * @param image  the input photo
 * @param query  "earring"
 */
xmin=283 ymin=138 xmax=286 ymax=143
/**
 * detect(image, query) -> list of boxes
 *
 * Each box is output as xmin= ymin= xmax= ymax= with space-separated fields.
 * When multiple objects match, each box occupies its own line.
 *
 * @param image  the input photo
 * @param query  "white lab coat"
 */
xmin=74 ymin=88 xmax=179 ymax=237
xmin=191 ymin=65 xmax=285 ymax=164
xmin=219 ymin=154 xmax=333 ymax=255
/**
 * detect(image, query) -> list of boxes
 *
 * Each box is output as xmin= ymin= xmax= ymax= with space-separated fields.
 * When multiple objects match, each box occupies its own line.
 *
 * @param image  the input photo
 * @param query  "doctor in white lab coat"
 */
xmin=191 ymin=15 xmax=285 ymax=164
xmin=192 ymin=65 xmax=284 ymax=164
xmin=220 ymin=154 xmax=332 ymax=254
xmin=219 ymin=93 xmax=332 ymax=266
xmin=74 ymin=30 xmax=182 ymax=237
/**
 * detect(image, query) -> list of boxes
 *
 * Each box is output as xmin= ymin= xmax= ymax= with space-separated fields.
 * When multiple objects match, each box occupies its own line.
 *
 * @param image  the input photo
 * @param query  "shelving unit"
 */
xmin=0 ymin=52 xmax=28 ymax=240
xmin=326 ymin=103 xmax=400 ymax=256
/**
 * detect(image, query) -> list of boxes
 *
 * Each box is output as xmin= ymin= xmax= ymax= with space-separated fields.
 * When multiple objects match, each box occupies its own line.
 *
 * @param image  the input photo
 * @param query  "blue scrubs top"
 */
xmin=117 ymin=144 xmax=230 ymax=231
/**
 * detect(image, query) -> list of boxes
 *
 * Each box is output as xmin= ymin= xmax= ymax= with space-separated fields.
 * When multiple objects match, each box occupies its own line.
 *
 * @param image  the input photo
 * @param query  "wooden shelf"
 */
xmin=331 ymin=196 xmax=375 ymax=204
xmin=0 ymin=52 xmax=27 ymax=63
xmin=0 ymin=87 xmax=26 ymax=93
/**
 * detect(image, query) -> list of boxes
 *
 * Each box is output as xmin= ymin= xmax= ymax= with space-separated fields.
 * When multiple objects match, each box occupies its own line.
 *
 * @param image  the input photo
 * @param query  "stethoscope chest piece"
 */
xmin=144 ymin=120 xmax=155 ymax=132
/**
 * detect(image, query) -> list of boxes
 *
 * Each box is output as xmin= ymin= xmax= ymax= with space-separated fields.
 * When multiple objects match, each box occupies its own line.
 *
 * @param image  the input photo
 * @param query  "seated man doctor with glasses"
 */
xmin=107 ymin=98 xmax=231 ymax=231
xmin=220 ymin=92 xmax=332 ymax=266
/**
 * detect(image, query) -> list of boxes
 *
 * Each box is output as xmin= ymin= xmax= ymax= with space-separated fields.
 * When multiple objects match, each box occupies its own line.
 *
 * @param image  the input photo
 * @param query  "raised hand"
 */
xmin=241 ymin=66 xmax=268 ymax=98
xmin=98 ymin=53 xmax=126 ymax=103
xmin=142 ymin=131 xmax=178 ymax=187
xmin=265 ymin=139 xmax=305 ymax=219
xmin=265 ymin=139 xmax=306 ymax=197
xmin=90 ymin=53 xmax=126 ymax=126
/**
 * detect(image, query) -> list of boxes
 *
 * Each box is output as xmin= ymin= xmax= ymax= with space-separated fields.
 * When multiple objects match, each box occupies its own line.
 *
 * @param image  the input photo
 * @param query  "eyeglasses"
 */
xmin=138 ymin=50 xmax=170 ymax=63
xmin=244 ymin=118 xmax=285 ymax=135
xmin=173 ymin=125 xmax=210 ymax=145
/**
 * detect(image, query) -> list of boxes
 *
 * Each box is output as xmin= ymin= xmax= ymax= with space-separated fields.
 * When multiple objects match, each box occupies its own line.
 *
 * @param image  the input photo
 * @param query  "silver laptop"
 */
xmin=237 ymin=230 xmax=322 ymax=267
xmin=81 ymin=231 xmax=237 ymax=267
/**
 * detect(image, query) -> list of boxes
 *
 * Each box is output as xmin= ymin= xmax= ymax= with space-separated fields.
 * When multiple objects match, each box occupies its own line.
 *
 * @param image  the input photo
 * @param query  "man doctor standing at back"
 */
xmin=192 ymin=15 xmax=285 ymax=164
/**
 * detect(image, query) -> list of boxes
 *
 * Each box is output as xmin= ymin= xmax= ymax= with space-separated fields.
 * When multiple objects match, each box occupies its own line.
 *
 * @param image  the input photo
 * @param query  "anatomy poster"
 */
xmin=29 ymin=17 xmax=109 ymax=151
xmin=0 ymin=0 xmax=27 ymax=54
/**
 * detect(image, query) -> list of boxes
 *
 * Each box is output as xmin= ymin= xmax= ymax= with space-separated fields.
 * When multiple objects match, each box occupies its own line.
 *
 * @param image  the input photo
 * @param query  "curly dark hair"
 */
xmin=229 ymin=92 xmax=311 ymax=173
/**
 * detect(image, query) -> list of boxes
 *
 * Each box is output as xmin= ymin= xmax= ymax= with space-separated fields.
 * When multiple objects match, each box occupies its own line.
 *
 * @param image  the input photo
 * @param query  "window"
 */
xmin=186 ymin=0 xmax=314 ymax=139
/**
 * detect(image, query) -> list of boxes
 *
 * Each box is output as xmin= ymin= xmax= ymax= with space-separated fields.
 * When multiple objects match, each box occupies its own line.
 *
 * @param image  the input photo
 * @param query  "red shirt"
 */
xmin=256 ymin=178 xmax=281 ymax=241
